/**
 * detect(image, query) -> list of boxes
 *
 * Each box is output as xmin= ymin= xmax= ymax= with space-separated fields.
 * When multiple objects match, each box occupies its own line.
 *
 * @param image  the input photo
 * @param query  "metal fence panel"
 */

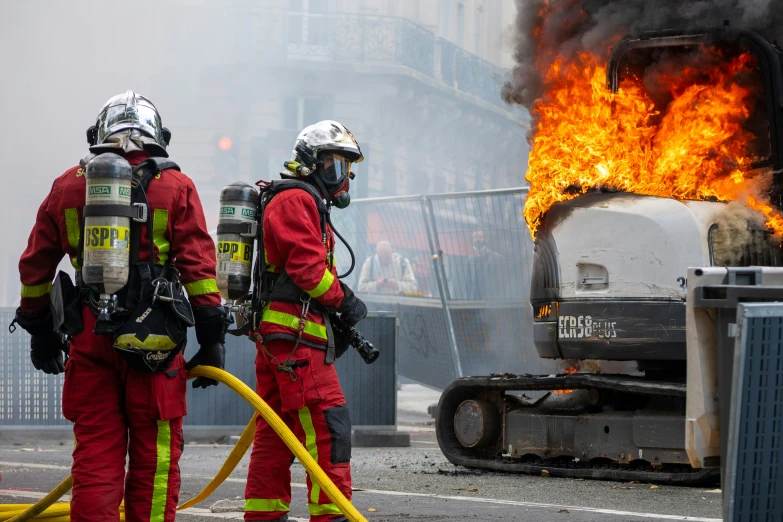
xmin=331 ymin=197 xmax=440 ymax=299
xmin=0 ymin=310 xmax=68 ymax=426
xmin=429 ymin=190 xmax=533 ymax=301
xmin=335 ymin=188 xmax=553 ymax=389
xmin=726 ymin=303 xmax=783 ymax=522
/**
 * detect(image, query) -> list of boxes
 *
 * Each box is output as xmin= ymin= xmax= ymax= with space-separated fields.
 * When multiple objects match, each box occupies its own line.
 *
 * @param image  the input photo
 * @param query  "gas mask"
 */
xmin=319 ymin=154 xmax=354 ymax=209
xmin=330 ymin=178 xmax=352 ymax=209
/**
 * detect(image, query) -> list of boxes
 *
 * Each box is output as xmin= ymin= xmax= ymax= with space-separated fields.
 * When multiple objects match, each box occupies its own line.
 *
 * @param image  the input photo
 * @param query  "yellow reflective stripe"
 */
xmin=152 ymin=209 xmax=169 ymax=265
xmin=115 ymin=333 xmax=179 ymax=351
xmin=64 ymin=208 xmax=80 ymax=249
xmin=64 ymin=208 xmax=81 ymax=270
xmin=184 ymin=278 xmax=219 ymax=297
xmin=150 ymin=420 xmax=171 ymax=522
xmin=261 ymin=309 xmax=328 ymax=340
xmin=20 ymin=282 xmax=52 ymax=299
xmin=264 ymin=248 xmax=276 ymax=272
xmin=306 ymin=268 xmax=335 ymax=299
xmin=244 ymin=499 xmax=290 ymax=512
xmin=308 ymin=503 xmax=344 ymax=516
xmin=298 ymin=408 xmax=321 ymax=505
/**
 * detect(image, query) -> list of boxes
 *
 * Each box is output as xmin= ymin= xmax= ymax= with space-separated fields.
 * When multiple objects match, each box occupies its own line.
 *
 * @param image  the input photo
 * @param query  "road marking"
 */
xmin=0 ymin=465 xmax=721 ymax=521
xmin=349 ymin=488 xmax=722 ymax=521
xmin=0 ymin=461 xmax=70 ymax=470
xmin=0 ymin=492 xmax=305 ymax=521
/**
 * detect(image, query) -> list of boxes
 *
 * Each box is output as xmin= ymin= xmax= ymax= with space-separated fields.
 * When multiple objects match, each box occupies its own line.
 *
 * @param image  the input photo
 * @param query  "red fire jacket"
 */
xmin=19 ymin=151 xmax=220 ymax=314
xmin=260 ymin=188 xmax=345 ymax=346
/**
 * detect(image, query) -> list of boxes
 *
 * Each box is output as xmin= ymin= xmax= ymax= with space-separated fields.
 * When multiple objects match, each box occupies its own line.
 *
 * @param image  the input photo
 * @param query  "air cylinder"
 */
xmin=216 ymin=182 xmax=258 ymax=301
xmin=82 ymin=153 xmax=132 ymax=297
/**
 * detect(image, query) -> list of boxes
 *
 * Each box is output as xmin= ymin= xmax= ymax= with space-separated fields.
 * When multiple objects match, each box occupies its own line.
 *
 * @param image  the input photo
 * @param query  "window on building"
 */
xmin=456 ymin=1 xmax=465 ymax=47
xmin=288 ymin=0 xmax=333 ymax=46
xmin=475 ymin=3 xmax=485 ymax=57
xmin=439 ymin=0 xmax=451 ymax=39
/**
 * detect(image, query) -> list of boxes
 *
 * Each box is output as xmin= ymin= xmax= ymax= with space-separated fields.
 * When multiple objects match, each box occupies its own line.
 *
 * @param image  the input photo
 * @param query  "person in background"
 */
xmin=466 ymin=229 xmax=504 ymax=299
xmin=358 ymin=240 xmax=417 ymax=294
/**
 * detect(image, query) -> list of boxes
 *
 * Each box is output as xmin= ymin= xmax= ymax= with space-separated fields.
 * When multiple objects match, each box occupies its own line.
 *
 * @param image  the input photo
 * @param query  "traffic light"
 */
xmin=212 ymin=133 xmax=240 ymax=176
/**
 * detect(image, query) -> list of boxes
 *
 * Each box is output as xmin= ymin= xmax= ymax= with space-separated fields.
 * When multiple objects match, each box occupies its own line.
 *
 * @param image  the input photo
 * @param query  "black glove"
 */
xmin=186 ymin=343 xmax=225 ymax=389
xmin=330 ymin=313 xmax=352 ymax=359
xmin=31 ymin=333 xmax=66 ymax=375
xmin=337 ymin=283 xmax=367 ymax=328
xmin=187 ymin=306 xmax=229 ymax=389
xmin=11 ymin=307 xmax=66 ymax=375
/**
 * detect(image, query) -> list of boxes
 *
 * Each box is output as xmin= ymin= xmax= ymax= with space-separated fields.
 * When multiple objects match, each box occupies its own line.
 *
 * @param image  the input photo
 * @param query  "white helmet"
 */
xmin=286 ymin=120 xmax=363 ymax=188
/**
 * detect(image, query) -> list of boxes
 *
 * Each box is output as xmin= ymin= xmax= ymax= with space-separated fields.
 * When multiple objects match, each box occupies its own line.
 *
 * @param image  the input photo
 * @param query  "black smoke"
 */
xmin=502 ymin=0 xmax=783 ymax=110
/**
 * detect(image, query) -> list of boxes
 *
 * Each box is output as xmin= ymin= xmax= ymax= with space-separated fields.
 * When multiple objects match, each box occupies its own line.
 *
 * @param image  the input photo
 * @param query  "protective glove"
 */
xmin=186 ymin=342 xmax=225 ymax=389
xmin=30 ymin=333 xmax=66 ymax=375
xmin=188 ymin=306 xmax=229 ymax=389
xmin=337 ymin=282 xmax=367 ymax=328
xmin=11 ymin=307 xmax=66 ymax=375
xmin=329 ymin=313 xmax=353 ymax=359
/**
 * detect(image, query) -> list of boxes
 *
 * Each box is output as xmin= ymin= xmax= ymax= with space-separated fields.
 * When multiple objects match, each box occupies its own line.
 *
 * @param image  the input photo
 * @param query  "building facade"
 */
xmin=162 ymin=0 xmax=529 ymax=211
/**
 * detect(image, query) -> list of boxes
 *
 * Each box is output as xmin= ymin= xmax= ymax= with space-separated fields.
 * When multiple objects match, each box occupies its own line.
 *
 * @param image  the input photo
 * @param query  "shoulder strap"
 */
xmin=124 ymin=160 xmax=160 ymax=307
xmin=147 ymin=157 xmax=181 ymax=172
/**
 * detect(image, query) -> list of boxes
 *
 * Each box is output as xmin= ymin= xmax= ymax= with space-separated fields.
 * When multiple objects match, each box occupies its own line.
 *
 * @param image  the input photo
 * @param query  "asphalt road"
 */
xmin=0 ymin=429 xmax=722 ymax=522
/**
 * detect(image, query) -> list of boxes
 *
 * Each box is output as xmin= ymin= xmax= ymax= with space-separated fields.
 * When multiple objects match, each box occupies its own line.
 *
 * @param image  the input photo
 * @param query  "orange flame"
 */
xmin=553 ymin=365 xmax=579 ymax=394
xmin=524 ymin=50 xmax=783 ymax=239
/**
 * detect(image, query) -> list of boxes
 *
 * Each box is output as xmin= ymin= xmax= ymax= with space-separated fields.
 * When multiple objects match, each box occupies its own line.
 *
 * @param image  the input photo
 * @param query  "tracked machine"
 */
xmin=435 ymin=28 xmax=783 ymax=485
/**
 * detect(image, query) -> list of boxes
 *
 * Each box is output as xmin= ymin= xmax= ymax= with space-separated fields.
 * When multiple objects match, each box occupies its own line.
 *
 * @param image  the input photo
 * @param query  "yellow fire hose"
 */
xmin=0 ymin=366 xmax=368 ymax=522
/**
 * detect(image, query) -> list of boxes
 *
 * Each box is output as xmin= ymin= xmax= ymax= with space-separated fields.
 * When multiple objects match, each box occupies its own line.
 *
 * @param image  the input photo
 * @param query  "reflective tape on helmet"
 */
xmin=20 ymin=281 xmax=52 ymax=299
xmin=152 ymin=209 xmax=169 ymax=265
xmin=306 ymin=268 xmax=335 ymax=299
xmin=244 ymin=499 xmax=291 ymax=513
xmin=184 ymin=278 xmax=219 ymax=297
xmin=261 ymin=308 xmax=327 ymax=340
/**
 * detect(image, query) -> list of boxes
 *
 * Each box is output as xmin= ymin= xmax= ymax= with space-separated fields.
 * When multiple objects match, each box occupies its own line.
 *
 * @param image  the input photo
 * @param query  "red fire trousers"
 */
xmin=245 ymin=339 xmax=352 ymax=521
xmin=62 ymin=308 xmax=187 ymax=522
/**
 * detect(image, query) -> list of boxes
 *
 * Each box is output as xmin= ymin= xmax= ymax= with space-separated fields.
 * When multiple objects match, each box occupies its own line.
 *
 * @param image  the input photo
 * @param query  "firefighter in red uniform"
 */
xmin=244 ymin=121 xmax=368 ymax=522
xmin=13 ymin=91 xmax=226 ymax=522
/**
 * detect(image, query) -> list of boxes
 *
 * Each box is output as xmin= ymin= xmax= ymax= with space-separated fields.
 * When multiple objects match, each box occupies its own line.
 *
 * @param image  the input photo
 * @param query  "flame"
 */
xmin=553 ymin=364 xmax=579 ymax=394
xmin=524 ymin=50 xmax=783 ymax=239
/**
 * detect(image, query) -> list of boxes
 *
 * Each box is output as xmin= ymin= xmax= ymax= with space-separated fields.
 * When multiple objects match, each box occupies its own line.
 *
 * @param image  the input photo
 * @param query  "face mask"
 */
xmin=331 ymin=178 xmax=351 ymax=209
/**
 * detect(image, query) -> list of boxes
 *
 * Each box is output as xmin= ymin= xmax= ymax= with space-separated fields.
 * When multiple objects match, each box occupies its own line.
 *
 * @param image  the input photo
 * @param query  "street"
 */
xmin=0 ymin=386 xmax=722 ymax=522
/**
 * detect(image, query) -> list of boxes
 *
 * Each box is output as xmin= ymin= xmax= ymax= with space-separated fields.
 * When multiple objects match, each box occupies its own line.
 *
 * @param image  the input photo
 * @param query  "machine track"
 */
xmin=435 ymin=374 xmax=720 ymax=486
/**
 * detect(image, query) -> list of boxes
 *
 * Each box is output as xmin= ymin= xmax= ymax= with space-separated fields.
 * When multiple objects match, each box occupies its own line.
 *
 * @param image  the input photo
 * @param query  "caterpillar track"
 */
xmin=435 ymin=374 xmax=720 ymax=486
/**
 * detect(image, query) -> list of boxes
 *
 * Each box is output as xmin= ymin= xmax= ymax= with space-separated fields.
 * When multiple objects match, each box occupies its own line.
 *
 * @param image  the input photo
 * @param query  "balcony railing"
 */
xmin=249 ymin=10 xmax=515 ymax=112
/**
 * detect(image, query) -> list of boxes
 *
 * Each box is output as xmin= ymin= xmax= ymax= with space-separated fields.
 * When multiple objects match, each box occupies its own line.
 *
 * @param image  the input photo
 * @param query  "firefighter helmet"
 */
xmin=87 ymin=91 xmax=171 ymax=157
xmin=286 ymin=120 xmax=363 ymax=185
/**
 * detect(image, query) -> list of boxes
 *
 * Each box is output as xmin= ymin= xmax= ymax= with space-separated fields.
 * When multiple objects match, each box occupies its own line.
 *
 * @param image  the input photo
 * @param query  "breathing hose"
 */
xmin=0 ymin=366 xmax=367 ymax=522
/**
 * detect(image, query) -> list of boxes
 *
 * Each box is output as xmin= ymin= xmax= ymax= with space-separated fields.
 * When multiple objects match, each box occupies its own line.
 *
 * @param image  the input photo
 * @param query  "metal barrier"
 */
xmin=331 ymin=188 xmax=554 ymax=390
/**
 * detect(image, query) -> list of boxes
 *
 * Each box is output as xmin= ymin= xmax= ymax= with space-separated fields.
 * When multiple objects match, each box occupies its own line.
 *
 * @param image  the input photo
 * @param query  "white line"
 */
xmin=1 ymin=467 xmax=721 ymax=521
xmin=0 ymin=461 xmax=70 ymax=470
xmin=350 ymin=487 xmax=722 ymax=522
xmin=0 ymin=492 xmax=305 ymax=521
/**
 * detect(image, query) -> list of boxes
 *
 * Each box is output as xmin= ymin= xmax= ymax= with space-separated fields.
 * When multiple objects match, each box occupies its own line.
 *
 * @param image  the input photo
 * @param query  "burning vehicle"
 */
xmin=436 ymin=2 xmax=783 ymax=485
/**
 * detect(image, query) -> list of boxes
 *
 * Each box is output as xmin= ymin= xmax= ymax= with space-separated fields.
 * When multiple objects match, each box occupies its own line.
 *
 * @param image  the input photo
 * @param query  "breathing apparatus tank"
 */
xmin=216 ymin=182 xmax=258 ymax=301
xmin=82 ymin=153 xmax=133 ymax=318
